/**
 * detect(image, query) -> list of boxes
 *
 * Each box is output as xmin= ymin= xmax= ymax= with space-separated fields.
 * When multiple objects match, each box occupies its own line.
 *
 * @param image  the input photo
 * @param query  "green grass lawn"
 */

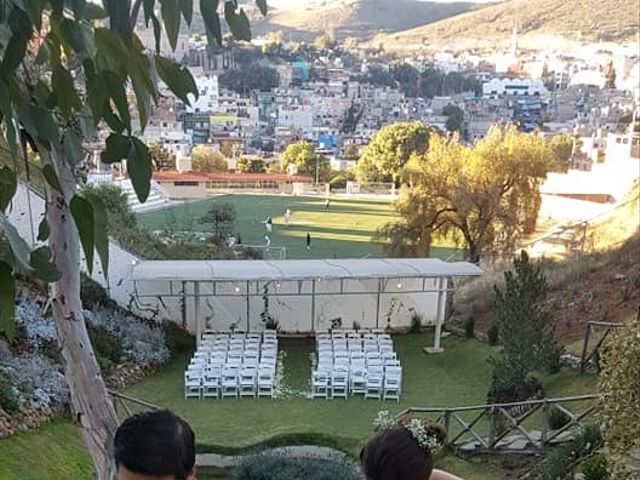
xmin=0 ymin=420 xmax=93 ymax=480
xmin=137 ymin=195 xmax=459 ymax=260
xmin=125 ymin=334 xmax=597 ymax=456
xmin=0 ymin=335 xmax=597 ymax=480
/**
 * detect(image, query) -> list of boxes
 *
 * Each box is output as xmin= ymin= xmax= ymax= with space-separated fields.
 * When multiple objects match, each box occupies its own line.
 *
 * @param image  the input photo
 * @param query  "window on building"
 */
xmin=174 ymin=181 xmax=199 ymax=187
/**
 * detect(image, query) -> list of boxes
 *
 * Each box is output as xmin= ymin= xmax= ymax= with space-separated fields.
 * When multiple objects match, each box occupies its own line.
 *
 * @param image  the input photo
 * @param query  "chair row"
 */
xmin=311 ymin=367 xmax=402 ymax=401
xmin=185 ymin=366 xmax=276 ymax=399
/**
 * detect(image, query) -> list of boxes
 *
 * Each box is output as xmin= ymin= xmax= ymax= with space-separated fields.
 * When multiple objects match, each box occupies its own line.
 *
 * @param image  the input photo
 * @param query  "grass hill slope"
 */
xmin=374 ymin=0 xmax=640 ymax=50
xmin=252 ymin=0 xmax=476 ymax=41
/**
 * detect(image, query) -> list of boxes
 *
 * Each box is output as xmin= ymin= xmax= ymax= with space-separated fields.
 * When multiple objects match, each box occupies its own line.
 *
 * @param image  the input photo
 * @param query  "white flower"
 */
xmin=373 ymin=410 xmax=394 ymax=430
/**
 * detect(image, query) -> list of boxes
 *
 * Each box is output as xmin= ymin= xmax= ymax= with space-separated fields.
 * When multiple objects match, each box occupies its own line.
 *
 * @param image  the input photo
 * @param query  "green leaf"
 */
xmin=102 ymin=102 xmax=126 ymax=134
xmin=83 ymin=59 xmax=106 ymax=124
xmin=155 ymin=55 xmax=198 ymax=105
xmin=59 ymin=18 xmax=95 ymax=60
xmin=0 ymin=213 xmax=31 ymax=273
xmin=180 ymin=0 xmax=193 ymax=25
xmin=85 ymin=3 xmax=108 ymax=20
xmin=70 ymin=195 xmax=95 ymax=274
xmin=127 ymin=137 xmax=152 ymax=203
xmin=4 ymin=118 xmax=17 ymax=155
xmin=256 ymin=0 xmax=267 ymax=16
xmin=72 ymin=0 xmax=88 ymax=19
xmin=0 ymin=261 xmax=15 ymax=339
xmin=160 ymin=0 xmax=181 ymax=51
xmin=30 ymin=106 xmax=58 ymax=146
xmin=24 ymin=0 xmax=46 ymax=30
xmin=201 ymin=0 xmax=221 ymax=47
xmin=29 ymin=246 xmax=62 ymax=282
xmin=87 ymin=196 xmax=109 ymax=279
xmin=143 ymin=0 xmax=155 ymax=24
xmin=94 ymin=27 xmax=128 ymax=72
xmin=224 ymin=3 xmax=251 ymax=42
xmin=101 ymin=133 xmax=130 ymax=164
xmin=52 ymin=64 xmax=82 ymax=119
xmin=150 ymin=13 xmax=162 ymax=53
xmin=0 ymin=167 xmax=17 ymax=213
xmin=104 ymin=0 xmax=132 ymax=45
xmin=131 ymin=71 xmax=151 ymax=131
xmin=63 ymin=128 xmax=84 ymax=167
xmin=42 ymin=164 xmax=63 ymax=194
xmin=104 ymin=71 xmax=131 ymax=132
xmin=37 ymin=217 xmax=50 ymax=242
xmin=2 ymin=9 xmax=31 ymax=74
xmin=0 ymin=79 xmax=12 ymax=120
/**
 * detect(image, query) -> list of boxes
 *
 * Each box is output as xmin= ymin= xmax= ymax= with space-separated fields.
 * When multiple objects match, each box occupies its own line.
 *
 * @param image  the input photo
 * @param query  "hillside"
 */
xmin=374 ymin=0 xmax=640 ymax=50
xmin=250 ymin=0 xmax=476 ymax=42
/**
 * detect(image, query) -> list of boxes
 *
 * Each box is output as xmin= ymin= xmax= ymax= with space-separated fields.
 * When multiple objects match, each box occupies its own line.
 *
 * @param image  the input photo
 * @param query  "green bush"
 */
xmin=39 ymin=338 xmax=61 ymax=364
xmin=87 ymin=324 xmax=122 ymax=375
xmin=581 ymin=453 xmax=609 ymax=480
xmin=487 ymin=323 xmax=499 ymax=345
xmin=409 ymin=310 xmax=422 ymax=334
xmin=487 ymin=358 xmax=543 ymax=404
xmin=163 ymin=322 xmax=195 ymax=355
xmin=548 ymin=405 xmax=572 ymax=430
xmin=464 ymin=315 xmax=475 ymax=339
xmin=80 ymin=273 xmax=112 ymax=308
xmin=0 ymin=368 xmax=21 ymax=415
xmin=542 ymin=425 xmax=603 ymax=480
xmin=233 ymin=453 xmax=360 ymax=480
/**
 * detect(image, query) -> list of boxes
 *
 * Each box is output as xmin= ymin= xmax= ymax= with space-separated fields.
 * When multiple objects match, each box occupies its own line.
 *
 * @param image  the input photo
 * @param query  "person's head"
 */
xmin=360 ymin=422 xmax=446 ymax=480
xmin=114 ymin=409 xmax=196 ymax=480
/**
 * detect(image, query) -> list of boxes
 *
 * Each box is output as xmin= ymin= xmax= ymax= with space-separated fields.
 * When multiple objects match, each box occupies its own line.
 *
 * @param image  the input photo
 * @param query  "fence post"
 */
xmin=580 ymin=323 xmax=592 ymax=373
xmin=541 ymin=399 xmax=549 ymax=449
xmin=443 ymin=410 xmax=451 ymax=447
xmin=487 ymin=406 xmax=496 ymax=450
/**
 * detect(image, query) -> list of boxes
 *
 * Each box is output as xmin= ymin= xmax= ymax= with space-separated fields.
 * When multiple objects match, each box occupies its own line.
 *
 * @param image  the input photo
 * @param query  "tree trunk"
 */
xmin=45 ymin=151 xmax=119 ymax=480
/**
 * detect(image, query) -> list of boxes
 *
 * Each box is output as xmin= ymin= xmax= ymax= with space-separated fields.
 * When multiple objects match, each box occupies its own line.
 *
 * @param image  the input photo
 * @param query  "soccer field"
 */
xmin=137 ymin=195 xmax=459 ymax=260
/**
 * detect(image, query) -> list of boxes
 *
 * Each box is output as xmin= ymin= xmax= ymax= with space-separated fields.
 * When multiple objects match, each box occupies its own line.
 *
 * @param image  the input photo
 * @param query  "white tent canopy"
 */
xmin=130 ymin=258 xmax=483 ymax=282
xmin=130 ymin=258 xmax=483 ymax=351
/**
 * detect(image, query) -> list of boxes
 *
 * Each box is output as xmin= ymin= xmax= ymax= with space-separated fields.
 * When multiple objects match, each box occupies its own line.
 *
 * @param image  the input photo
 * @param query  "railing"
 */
xmin=580 ymin=321 xmax=624 ymax=373
xmin=395 ymin=394 xmax=598 ymax=454
xmin=109 ymin=390 xmax=161 ymax=417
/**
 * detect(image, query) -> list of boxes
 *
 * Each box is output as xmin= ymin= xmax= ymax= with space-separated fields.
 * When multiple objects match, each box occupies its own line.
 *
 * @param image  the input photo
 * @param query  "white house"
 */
xmin=186 ymin=75 xmax=219 ymax=113
xmin=482 ymin=78 xmax=546 ymax=98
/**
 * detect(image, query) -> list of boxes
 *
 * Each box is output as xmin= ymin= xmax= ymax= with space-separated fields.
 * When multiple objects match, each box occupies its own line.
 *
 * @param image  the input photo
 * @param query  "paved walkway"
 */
xmin=196 ymin=445 xmax=347 ymax=468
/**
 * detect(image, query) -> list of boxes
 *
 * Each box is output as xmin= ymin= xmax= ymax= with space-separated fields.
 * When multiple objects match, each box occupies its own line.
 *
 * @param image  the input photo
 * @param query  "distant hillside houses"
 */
xmin=482 ymin=78 xmax=547 ymax=98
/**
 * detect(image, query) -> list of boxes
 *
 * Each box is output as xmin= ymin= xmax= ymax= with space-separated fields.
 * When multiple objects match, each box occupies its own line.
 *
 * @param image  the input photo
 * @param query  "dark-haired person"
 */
xmin=361 ymin=421 xmax=464 ymax=480
xmin=114 ymin=409 xmax=197 ymax=480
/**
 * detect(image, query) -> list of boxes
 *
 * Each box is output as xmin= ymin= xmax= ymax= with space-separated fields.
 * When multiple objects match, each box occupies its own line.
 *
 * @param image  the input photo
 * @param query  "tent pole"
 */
xmin=194 ymin=281 xmax=201 ymax=345
xmin=246 ymin=280 xmax=250 ymax=332
xmin=434 ymin=277 xmax=446 ymax=350
xmin=311 ymin=280 xmax=316 ymax=332
xmin=375 ymin=279 xmax=382 ymax=328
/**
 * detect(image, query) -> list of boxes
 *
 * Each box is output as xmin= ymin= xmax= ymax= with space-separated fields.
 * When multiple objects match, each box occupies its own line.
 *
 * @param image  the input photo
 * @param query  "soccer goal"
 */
xmin=346 ymin=181 xmax=396 ymax=197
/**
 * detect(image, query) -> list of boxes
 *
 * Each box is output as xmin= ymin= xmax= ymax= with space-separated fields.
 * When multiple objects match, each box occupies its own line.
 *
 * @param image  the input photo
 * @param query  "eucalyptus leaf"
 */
xmin=70 ymin=195 xmax=95 ymax=274
xmin=127 ymin=137 xmax=152 ymax=203
xmin=0 ymin=261 xmax=15 ymax=339
xmin=256 ymin=0 xmax=267 ymax=16
xmin=0 ymin=166 xmax=16 ymax=212
xmin=52 ymin=63 xmax=82 ymax=118
xmin=29 ymin=246 xmax=62 ymax=282
xmin=201 ymin=0 xmax=221 ymax=47
xmin=180 ymin=0 xmax=193 ymax=25
xmin=0 ymin=213 xmax=31 ymax=273
xmin=88 ymin=195 xmax=109 ymax=279
xmin=42 ymin=164 xmax=63 ymax=194
xmin=101 ymin=133 xmax=130 ymax=164
xmin=37 ymin=216 xmax=50 ymax=242
xmin=155 ymin=55 xmax=198 ymax=105
xmin=160 ymin=0 xmax=180 ymax=51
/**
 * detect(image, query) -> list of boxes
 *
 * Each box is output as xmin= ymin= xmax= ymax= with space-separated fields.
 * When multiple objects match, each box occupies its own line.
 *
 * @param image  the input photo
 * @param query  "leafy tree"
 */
xmin=343 ymin=36 xmax=358 ymax=50
xmin=281 ymin=141 xmax=329 ymax=181
xmin=148 ymin=143 xmax=176 ymax=171
xmin=381 ymin=126 xmax=553 ymax=262
xmin=191 ymin=145 xmax=228 ymax=172
xmin=247 ymin=157 xmax=266 ymax=173
xmin=443 ymin=104 xmax=465 ymax=135
xmin=261 ymin=30 xmax=284 ymax=55
xmin=604 ymin=61 xmax=617 ymax=89
xmin=200 ymin=202 xmax=236 ymax=243
xmin=343 ymin=144 xmax=359 ymax=159
xmin=0 ymin=1 xmax=266 ymax=477
xmin=548 ymin=134 xmax=574 ymax=173
xmin=597 ymin=321 xmax=640 ymax=479
xmin=356 ymin=121 xmax=432 ymax=184
xmin=313 ymin=32 xmax=335 ymax=51
xmin=361 ymin=66 xmax=395 ymax=88
xmin=236 ymin=155 xmax=250 ymax=173
xmin=392 ymin=63 xmax=420 ymax=97
xmin=219 ymin=63 xmax=279 ymax=94
xmin=487 ymin=251 xmax=561 ymax=403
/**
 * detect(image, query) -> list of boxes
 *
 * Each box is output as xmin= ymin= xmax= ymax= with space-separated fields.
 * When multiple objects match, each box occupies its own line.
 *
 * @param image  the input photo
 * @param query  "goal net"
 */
xmin=346 ymin=181 xmax=396 ymax=196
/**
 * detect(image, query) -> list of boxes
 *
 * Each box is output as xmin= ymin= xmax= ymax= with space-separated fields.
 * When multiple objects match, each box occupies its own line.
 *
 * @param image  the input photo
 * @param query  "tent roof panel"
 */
xmin=130 ymin=258 xmax=483 ymax=282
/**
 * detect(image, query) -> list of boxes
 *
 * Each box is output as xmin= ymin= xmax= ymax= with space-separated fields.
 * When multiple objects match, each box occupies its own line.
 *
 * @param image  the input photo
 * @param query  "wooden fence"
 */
xmin=395 ymin=394 xmax=598 ymax=454
xmin=580 ymin=321 xmax=624 ymax=373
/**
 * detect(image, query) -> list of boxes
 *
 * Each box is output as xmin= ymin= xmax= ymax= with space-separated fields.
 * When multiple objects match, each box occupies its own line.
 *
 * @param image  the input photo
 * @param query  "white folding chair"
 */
xmin=349 ymin=367 xmax=367 ymax=396
xmin=239 ymin=369 xmax=257 ymax=398
xmin=383 ymin=375 xmax=401 ymax=401
xmin=331 ymin=371 xmax=348 ymax=399
xmin=257 ymin=369 xmax=275 ymax=398
xmin=202 ymin=372 xmax=220 ymax=399
xmin=365 ymin=375 xmax=383 ymax=400
xmin=221 ymin=371 xmax=239 ymax=398
xmin=184 ymin=371 xmax=202 ymax=399
xmin=312 ymin=370 xmax=330 ymax=399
